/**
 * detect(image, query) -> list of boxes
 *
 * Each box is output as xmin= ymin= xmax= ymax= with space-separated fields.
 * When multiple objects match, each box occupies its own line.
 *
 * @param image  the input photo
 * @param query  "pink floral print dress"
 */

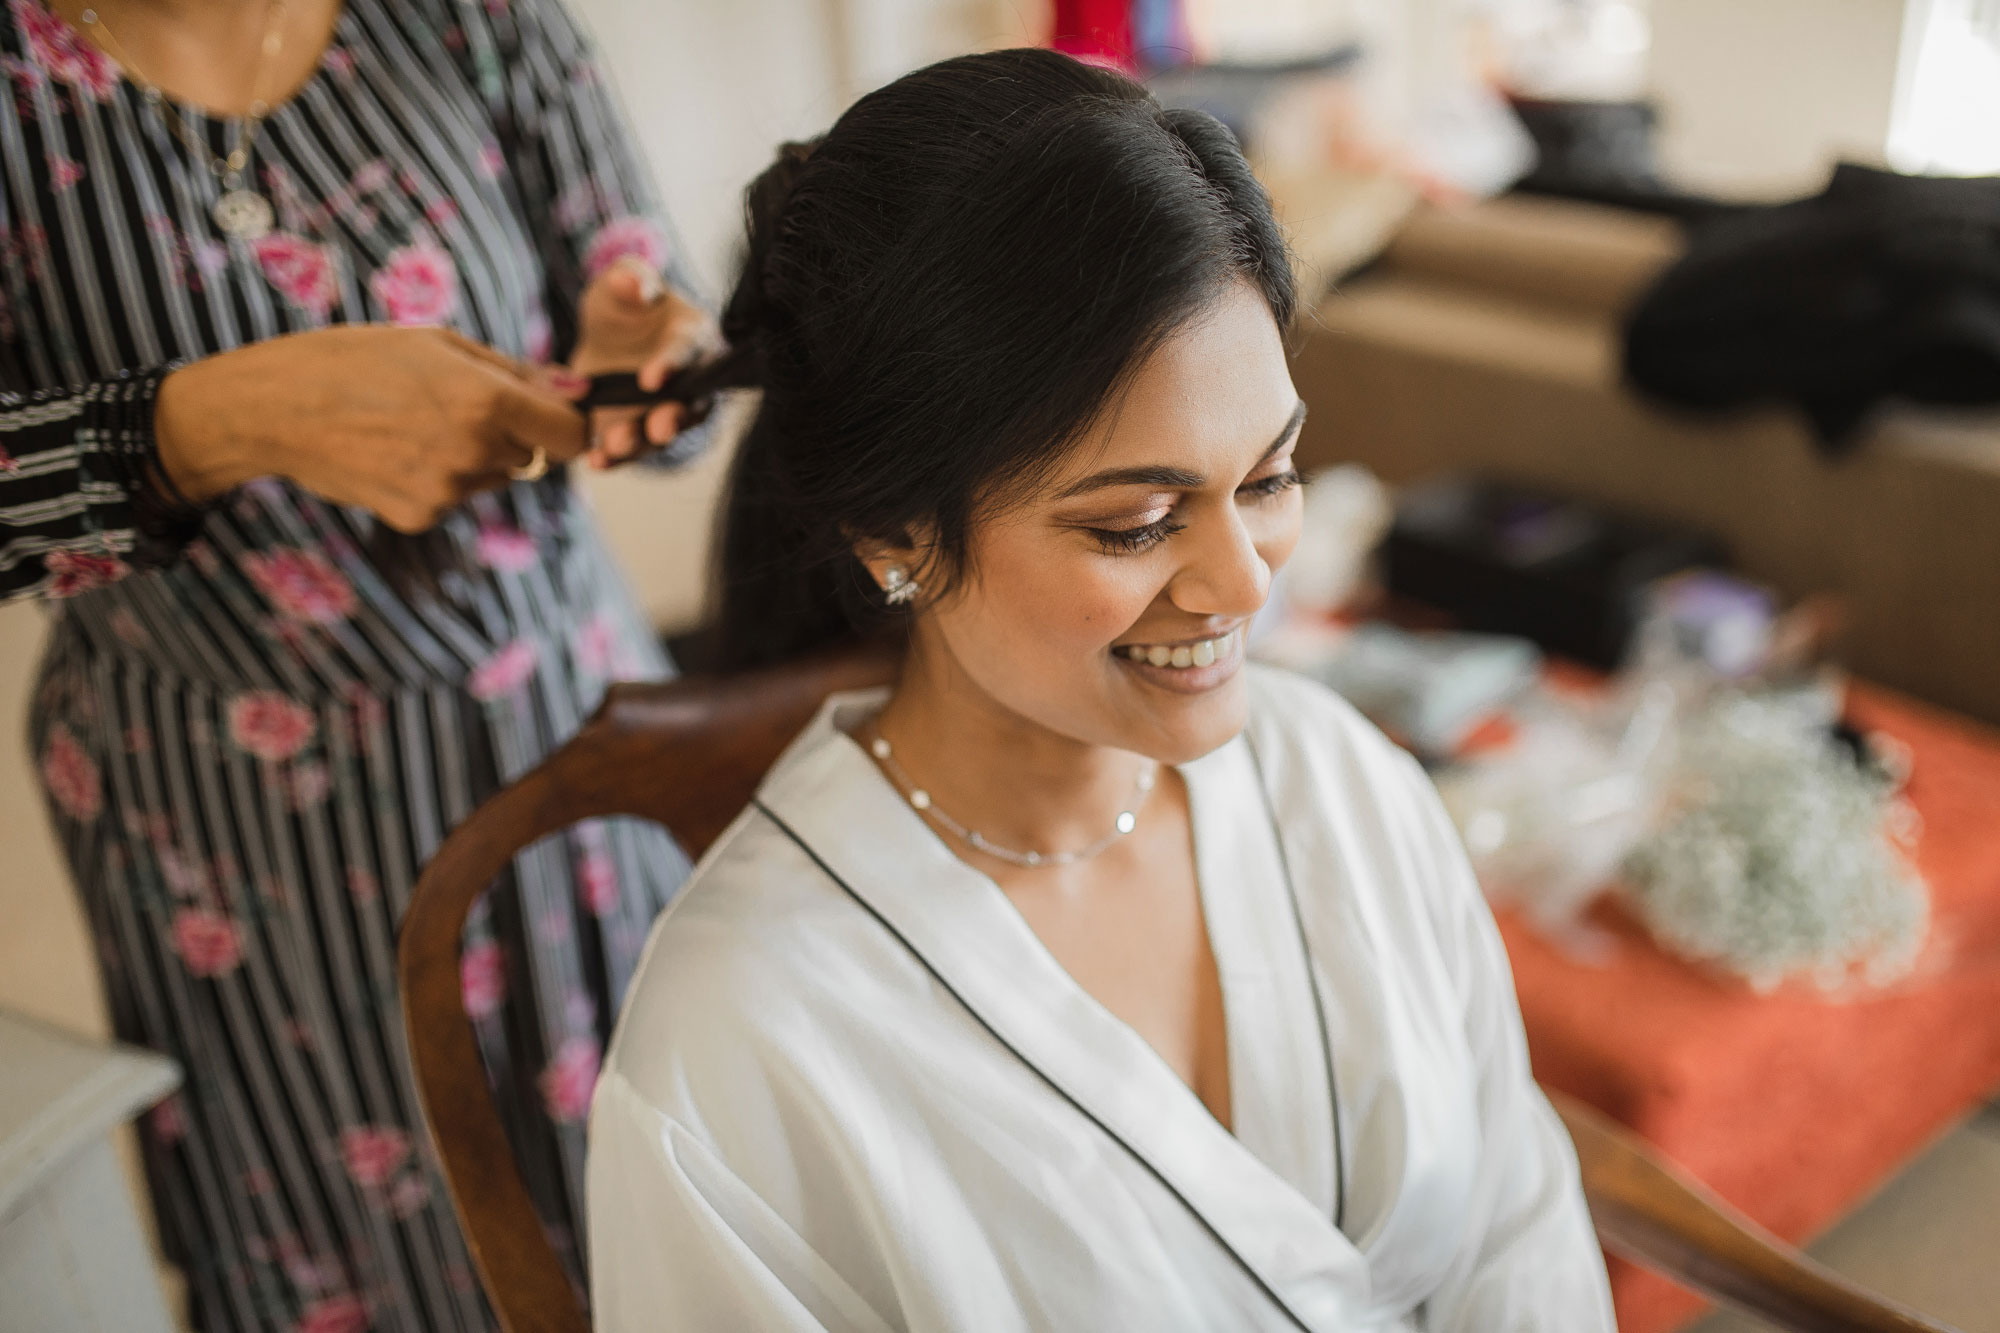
xmin=0 ymin=0 xmax=707 ymax=1328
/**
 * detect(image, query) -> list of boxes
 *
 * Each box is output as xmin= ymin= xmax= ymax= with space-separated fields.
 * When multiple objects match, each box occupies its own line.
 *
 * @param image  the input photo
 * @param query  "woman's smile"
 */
xmin=1111 ymin=625 xmax=1246 ymax=695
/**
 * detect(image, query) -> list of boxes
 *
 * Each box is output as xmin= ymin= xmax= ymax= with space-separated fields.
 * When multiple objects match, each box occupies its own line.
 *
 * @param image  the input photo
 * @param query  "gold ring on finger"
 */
xmin=509 ymin=445 xmax=549 ymax=482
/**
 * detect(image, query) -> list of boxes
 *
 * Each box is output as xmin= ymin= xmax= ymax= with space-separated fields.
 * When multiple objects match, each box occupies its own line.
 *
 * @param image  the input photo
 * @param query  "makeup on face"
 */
xmin=1064 ymin=398 xmax=1303 ymax=704
xmin=904 ymin=280 xmax=1306 ymax=766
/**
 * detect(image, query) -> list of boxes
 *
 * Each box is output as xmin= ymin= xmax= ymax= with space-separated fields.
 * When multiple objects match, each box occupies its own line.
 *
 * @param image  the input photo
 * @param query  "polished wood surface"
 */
xmin=399 ymin=644 xmax=1958 ymax=1332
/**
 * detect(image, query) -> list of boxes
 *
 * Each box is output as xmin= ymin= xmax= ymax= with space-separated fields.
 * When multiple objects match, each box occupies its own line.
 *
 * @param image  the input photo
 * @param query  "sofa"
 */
xmin=1287 ymin=193 xmax=2000 ymax=726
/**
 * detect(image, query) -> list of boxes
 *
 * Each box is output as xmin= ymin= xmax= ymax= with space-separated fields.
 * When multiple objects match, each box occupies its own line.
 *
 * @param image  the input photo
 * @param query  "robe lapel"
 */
xmin=1241 ymin=683 xmax=1484 ymax=1312
xmin=755 ymin=693 xmax=1376 ymax=1333
xmin=1183 ymin=738 xmax=1341 ymax=1223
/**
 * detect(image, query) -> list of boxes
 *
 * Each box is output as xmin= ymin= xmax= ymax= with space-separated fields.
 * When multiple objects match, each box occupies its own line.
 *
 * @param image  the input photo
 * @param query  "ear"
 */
xmin=849 ymin=524 xmax=935 ymax=595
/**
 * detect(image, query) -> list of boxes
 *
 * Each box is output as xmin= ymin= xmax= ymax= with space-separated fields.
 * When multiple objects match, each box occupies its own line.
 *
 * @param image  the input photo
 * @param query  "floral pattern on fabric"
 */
xmin=538 ymin=1035 xmax=600 ymax=1122
xmin=227 ymin=692 xmax=317 ymax=762
xmin=294 ymin=1294 xmax=370 ymax=1333
xmin=338 ymin=1126 xmax=410 ymax=1189
xmin=39 ymin=722 xmax=100 ymax=820
xmin=581 ymin=215 xmax=666 ymax=279
xmin=253 ymin=234 xmax=338 ymax=319
xmin=460 ymin=939 xmax=508 ymax=1018
xmin=242 ymin=547 xmax=357 ymax=624
xmin=476 ymin=521 xmax=538 ymax=572
xmin=370 ymin=238 xmax=458 ymax=325
xmin=170 ymin=907 xmax=244 ymax=977
xmin=45 ymin=548 xmax=126 ymax=597
xmin=576 ymin=845 xmax=618 ymax=915
xmin=11 ymin=0 xmax=115 ymax=99
xmin=468 ymin=638 xmax=538 ymax=699
xmin=8 ymin=0 xmax=706 ymax=1327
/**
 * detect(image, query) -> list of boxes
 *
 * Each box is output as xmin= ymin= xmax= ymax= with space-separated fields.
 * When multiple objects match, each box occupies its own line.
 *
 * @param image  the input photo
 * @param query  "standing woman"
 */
xmin=2 ymin=0 xmax=709 ymax=1327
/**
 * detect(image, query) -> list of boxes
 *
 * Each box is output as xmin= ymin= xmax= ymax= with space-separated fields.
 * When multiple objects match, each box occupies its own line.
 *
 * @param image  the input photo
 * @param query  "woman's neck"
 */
xmin=57 ymin=0 xmax=340 ymax=118
xmin=872 ymin=640 xmax=1155 ymax=864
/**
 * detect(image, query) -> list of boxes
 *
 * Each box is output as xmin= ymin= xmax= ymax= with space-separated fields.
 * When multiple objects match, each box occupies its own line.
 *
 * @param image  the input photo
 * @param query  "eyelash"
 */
xmin=1091 ymin=515 xmax=1186 ymax=554
xmin=1240 ymin=467 xmax=1304 ymax=500
xmin=1086 ymin=467 xmax=1303 ymax=554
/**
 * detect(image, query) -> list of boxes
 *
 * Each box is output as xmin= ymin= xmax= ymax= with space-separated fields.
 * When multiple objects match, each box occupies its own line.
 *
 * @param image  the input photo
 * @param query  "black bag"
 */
xmin=1623 ymin=163 xmax=2000 ymax=453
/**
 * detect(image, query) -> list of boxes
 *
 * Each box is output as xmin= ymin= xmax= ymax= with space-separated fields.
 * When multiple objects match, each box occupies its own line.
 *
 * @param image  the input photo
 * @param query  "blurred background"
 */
xmin=6 ymin=1 xmax=1999 ymax=1330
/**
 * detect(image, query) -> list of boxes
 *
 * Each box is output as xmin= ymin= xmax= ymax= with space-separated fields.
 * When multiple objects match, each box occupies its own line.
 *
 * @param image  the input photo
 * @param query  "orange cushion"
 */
xmin=1501 ymin=683 xmax=2000 ymax=1332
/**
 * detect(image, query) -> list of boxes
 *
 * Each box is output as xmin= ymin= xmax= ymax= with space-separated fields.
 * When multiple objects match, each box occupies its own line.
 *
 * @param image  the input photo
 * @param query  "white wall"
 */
xmin=575 ymin=0 xmax=1045 ymax=296
xmin=568 ymin=0 xmax=1043 ymax=632
xmin=1648 ymin=0 xmax=1909 ymax=200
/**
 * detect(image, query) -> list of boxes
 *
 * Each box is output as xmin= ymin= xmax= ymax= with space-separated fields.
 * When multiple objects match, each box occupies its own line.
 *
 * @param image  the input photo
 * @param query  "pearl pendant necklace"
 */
xmin=867 ymin=731 xmax=1157 ymax=869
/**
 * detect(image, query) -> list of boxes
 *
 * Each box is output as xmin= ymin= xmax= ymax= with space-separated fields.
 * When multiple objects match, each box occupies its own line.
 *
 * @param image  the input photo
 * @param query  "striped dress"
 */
xmin=0 ymin=1 xmax=701 ymax=1328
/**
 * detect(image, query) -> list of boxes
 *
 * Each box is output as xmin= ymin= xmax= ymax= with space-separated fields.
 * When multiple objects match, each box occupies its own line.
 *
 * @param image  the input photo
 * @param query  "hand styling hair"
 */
xmin=712 ymin=48 xmax=1296 ymax=670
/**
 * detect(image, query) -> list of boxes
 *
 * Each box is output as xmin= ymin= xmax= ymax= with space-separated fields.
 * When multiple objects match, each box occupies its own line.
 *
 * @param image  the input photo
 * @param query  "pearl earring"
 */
xmin=882 ymin=565 xmax=920 ymax=605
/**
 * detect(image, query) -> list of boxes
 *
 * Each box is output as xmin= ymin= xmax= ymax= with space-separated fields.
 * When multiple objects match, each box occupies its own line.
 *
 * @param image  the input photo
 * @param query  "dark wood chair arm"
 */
xmin=1549 ymin=1089 xmax=1960 ymax=1332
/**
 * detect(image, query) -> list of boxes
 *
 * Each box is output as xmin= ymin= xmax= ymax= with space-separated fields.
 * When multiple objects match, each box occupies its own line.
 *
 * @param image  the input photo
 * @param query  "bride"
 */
xmin=587 ymin=48 xmax=1614 ymax=1333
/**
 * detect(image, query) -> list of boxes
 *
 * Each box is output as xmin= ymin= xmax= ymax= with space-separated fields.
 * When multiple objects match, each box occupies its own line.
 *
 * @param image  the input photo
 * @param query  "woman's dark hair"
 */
xmin=712 ymin=48 xmax=1295 ymax=670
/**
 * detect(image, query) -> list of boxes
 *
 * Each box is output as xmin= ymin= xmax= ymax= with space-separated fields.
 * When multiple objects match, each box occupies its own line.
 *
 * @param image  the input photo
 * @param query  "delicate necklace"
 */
xmin=865 ymin=726 xmax=1158 ymax=869
xmin=81 ymin=1 xmax=287 ymax=240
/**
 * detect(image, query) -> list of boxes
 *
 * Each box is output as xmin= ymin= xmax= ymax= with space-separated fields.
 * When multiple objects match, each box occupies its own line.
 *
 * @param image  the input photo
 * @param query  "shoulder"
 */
xmin=610 ymin=811 xmax=833 ymax=1038
xmin=454 ymin=0 xmax=596 ymax=61
xmin=380 ymin=0 xmax=594 ymax=79
xmin=602 ymin=805 xmax=900 ymax=1110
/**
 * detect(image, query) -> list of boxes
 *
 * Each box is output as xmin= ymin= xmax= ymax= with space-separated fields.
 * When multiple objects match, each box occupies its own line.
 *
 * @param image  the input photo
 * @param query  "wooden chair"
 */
xmin=398 ymin=646 xmax=1960 ymax=1333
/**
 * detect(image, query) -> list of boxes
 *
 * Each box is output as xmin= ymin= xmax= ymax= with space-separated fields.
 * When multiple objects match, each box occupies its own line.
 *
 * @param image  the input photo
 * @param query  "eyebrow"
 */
xmin=1054 ymin=400 xmax=1308 ymax=500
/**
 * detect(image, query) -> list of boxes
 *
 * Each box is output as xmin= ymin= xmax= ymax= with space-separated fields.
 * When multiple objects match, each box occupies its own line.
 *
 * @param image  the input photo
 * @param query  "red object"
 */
xmin=1049 ymin=0 xmax=1136 ymax=72
xmin=1502 ymin=683 xmax=2000 ymax=1331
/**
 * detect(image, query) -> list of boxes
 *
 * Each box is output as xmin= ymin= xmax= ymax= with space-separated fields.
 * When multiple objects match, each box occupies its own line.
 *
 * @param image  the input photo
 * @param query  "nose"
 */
xmin=1167 ymin=504 xmax=1270 ymax=621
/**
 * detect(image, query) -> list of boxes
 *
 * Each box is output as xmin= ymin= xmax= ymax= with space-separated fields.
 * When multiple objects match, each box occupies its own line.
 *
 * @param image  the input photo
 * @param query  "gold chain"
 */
xmin=79 ymin=2 xmax=287 ymax=187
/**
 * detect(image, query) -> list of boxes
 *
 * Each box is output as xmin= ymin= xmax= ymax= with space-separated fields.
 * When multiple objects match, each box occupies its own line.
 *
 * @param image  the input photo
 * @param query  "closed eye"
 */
xmin=1082 ymin=404 xmax=1304 ymax=554
xmin=1088 ymin=464 xmax=1298 ymax=553
xmin=1238 ymin=467 xmax=1302 ymax=500
xmin=1088 ymin=515 xmax=1186 ymax=554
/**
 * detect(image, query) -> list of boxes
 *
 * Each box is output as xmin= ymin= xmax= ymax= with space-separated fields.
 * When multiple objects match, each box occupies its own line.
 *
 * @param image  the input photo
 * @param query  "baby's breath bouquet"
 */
xmin=1621 ymin=690 xmax=1928 ymax=992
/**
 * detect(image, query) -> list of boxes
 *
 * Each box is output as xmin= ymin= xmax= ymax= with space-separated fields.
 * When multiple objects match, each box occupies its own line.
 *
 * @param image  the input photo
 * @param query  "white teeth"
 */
xmin=1120 ymin=630 xmax=1233 ymax=670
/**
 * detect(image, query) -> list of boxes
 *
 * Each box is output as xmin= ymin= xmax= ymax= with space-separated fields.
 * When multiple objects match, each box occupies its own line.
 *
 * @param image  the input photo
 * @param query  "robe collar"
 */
xmin=752 ymin=689 xmax=1382 ymax=1332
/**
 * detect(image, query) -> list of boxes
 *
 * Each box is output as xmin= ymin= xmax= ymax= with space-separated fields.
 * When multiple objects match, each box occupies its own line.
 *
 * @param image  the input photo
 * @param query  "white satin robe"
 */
xmin=587 ymin=666 xmax=1614 ymax=1332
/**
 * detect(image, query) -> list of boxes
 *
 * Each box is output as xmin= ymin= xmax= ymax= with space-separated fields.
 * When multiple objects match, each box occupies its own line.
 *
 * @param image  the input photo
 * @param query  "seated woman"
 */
xmin=587 ymin=49 xmax=1614 ymax=1333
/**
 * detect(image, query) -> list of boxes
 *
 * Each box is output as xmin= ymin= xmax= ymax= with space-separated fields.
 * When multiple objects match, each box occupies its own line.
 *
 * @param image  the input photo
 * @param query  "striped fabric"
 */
xmin=2 ymin=1 xmax=706 ymax=1328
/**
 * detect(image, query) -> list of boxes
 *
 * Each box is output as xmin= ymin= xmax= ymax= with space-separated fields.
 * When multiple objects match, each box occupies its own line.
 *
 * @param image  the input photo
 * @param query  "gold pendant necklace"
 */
xmin=80 ymin=2 xmax=288 ymax=240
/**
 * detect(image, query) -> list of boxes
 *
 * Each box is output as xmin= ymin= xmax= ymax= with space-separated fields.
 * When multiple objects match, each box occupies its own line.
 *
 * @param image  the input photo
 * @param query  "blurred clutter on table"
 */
xmin=1251 ymin=461 xmax=2000 ymax=1333
xmin=1257 ymin=467 xmax=1934 ymax=995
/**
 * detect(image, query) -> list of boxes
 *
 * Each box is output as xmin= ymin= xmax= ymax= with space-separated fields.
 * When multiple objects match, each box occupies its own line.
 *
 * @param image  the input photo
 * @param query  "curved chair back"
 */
xmin=397 ymin=644 xmax=1955 ymax=1333
xmin=398 ymin=646 xmax=896 ymax=1333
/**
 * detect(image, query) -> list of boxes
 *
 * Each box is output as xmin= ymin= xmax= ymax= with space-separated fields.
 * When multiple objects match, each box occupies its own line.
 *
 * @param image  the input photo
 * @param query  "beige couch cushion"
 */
xmin=1290 ymin=196 xmax=2000 ymax=723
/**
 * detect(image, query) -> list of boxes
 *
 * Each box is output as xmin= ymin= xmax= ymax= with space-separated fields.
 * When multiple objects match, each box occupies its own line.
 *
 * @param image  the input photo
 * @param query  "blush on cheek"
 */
xmin=929 ymin=535 xmax=1163 ymax=738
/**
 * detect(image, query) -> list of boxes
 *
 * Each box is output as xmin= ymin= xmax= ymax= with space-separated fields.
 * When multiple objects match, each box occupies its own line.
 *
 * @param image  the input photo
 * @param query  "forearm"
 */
xmin=153 ymin=347 xmax=273 ymax=503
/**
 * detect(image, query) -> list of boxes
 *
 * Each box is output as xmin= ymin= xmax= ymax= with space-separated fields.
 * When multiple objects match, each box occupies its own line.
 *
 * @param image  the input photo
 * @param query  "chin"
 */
xmin=1118 ymin=669 xmax=1251 ymax=768
xmin=1100 ymin=628 xmax=1253 ymax=764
